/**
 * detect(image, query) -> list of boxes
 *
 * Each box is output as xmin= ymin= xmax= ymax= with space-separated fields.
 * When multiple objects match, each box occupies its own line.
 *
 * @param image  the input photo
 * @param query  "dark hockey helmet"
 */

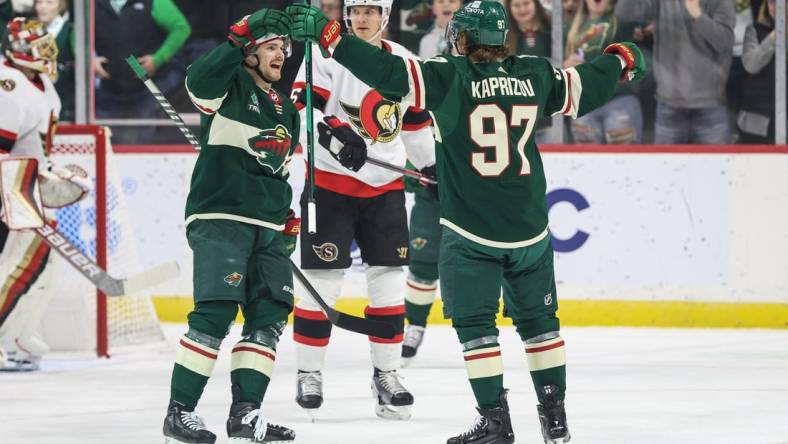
xmin=446 ymin=0 xmax=508 ymax=48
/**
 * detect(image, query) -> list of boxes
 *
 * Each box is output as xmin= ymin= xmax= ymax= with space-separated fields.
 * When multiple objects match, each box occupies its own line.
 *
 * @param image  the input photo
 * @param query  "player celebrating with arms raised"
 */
xmin=162 ymin=9 xmax=300 ymax=444
xmin=289 ymin=0 xmax=435 ymax=421
xmin=287 ymin=1 xmax=645 ymax=443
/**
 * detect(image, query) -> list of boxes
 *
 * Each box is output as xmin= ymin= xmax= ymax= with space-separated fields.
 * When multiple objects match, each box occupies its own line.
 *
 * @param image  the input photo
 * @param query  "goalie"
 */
xmin=0 ymin=18 xmax=89 ymax=371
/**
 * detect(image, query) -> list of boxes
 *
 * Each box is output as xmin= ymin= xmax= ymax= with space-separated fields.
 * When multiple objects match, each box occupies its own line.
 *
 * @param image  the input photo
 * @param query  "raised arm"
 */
xmin=150 ymin=0 xmax=192 ymax=69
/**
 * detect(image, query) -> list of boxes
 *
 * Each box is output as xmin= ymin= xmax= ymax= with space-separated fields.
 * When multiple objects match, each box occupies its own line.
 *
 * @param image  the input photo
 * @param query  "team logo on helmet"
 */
xmin=340 ymin=89 xmax=402 ymax=144
xmin=248 ymin=124 xmax=292 ymax=172
xmin=312 ymin=242 xmax=339 ymax=262
xmin=224 ymin=272 xmax=244 ymax=287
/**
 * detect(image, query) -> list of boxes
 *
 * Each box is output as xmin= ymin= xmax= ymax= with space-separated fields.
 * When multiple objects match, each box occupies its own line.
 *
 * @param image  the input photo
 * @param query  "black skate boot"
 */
xmin=162 ymin=400 xmax=216 ymax=444
xmin=227 ymin=400 xmax=295 ymax=443
xmin=537 ymin=384 xmax=570 ymax=444
xmin=295 ymin=370 xmax=323 ymax=410
xmin=401 ymin=325 xmax=425 ymax=361
xmin=371 ymin=367 xmax=414 ymax=420
xmin=446 ymin=389 xmax=514 ymax=444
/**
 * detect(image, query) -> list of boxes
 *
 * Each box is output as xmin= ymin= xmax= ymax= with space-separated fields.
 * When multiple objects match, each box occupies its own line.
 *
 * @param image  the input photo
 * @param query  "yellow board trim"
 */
xmin=151 ymin=297 xmax=788 ymax=329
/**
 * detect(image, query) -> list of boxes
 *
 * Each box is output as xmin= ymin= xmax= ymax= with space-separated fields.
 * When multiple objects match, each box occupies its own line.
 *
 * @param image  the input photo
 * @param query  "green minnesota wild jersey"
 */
xmin=184 ymin=42 xmax=300 ymax=231
xmin=333 ymin=35 xmax=622 ymax=247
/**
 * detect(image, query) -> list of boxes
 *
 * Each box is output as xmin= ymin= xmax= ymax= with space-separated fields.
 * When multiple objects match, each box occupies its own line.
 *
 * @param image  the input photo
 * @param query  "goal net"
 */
xmin=40 ymin=125 xmax=165 ymax=356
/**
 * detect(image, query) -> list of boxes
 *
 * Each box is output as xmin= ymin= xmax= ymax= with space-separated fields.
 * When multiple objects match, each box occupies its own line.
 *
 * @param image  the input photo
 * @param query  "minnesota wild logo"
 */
xmin=340 ymin=89 xmax=402 ymax=144
xmin=224 ymin=272 xmax=243 ymax=287
xmin=248 ymin=124 xmax=292 ymax=173
xmin=411 ymin=237 xmax=428 ymax=250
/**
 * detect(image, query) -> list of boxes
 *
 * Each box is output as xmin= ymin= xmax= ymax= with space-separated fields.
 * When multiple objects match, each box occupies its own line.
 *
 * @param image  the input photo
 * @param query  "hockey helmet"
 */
xmin=3 ymin=18 xmax=59 ymax=80
xmin=343 ymin=0 xmax=393 ymax=41
xmin=446 ymin=0 xmax=509 ymax=48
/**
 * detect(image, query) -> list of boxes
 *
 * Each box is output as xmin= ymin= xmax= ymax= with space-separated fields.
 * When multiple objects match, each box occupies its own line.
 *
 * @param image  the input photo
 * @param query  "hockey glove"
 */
xmin=282 ymin=209 xmax=300 ymax=256
xmin=317 ymin=116 xmax=367 ymax=172
xmin=286 ymin=4 xmax=341 ymax=58
xmin=419 ymin=165 xmax=439 ymax=200
xmin=229 ymin=9 xmax=291 ymax=51
xmin=603 ymin=42 xmax=646 ymax=82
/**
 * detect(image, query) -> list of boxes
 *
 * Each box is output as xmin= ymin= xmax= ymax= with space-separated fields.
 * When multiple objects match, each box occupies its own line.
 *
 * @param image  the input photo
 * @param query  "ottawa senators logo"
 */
xmin=340 ymin=89 xmax=402 ymax=144
xmin=1 ymin=78 xmax=15 ymax=92
xmin=312 ymin=242 xmax=339 ymax=262
xmin=248 ymin=124 xmax=292 ymax=172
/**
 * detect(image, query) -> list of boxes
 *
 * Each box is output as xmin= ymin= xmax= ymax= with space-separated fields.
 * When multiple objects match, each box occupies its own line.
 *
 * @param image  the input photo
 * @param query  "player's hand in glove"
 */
xmin=286 ymin=4 xmax=341 ymax=57
xmin=418 ymin=164 xmax=438 ymax=200
xmin=282 ymin=209 xmax=300 ymax=256
xmin=603 ymin=42 xmax=646 ymax=82
xmin=317 ymin=116 xmax=367 ymax=172
xmin=229 ymin=9 xmax=291 ymax=51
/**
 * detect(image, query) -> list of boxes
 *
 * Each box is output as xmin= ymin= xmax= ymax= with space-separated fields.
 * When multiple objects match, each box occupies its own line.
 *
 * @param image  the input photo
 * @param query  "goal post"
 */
xmin=45 ymin=124 xmax=165 ymax=357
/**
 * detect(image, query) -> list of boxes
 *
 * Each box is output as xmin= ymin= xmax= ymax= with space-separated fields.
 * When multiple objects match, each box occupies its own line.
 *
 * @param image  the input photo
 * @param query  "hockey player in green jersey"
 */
xmin=288 ymin=1 xmax=645 ymax=443
xmin=162 ymin=9 xmax=300 ymax=444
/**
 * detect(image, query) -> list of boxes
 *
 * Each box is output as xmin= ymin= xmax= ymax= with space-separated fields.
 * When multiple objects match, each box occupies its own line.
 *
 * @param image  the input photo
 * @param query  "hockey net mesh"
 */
xmin=48 ymin=125 xmax=164 ymax=353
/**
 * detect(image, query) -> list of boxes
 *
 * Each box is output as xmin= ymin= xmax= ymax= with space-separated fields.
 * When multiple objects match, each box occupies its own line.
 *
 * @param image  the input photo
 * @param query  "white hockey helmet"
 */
xmin=343 ymin=0 xmax=393 ymax=42
xmin=3 ymin=18 xmax=59 ymax=81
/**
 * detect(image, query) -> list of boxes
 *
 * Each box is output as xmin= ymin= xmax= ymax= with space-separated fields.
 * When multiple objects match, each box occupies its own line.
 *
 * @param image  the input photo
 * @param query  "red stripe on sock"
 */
xmin=180 ymin=339 xmax=218 ymax=360
xmin=294 ymin=333 xmax=330 ymax=346
xmin=232 ymin=346 xmax=275 ymax=361
xmin=464 ymin=350 xmax=502 ymax=361
xmin=364 ymin=305 xmax=405 ymax=316
xmin=406 ymin=281 xmax=437 ymax=291
xmin=526 ymin=340 xmax=565 ymax=354
xmin=369 ymin=334 xmax=404 ymax=344
xmin=294 ymin=307 xmax=329 ymax=321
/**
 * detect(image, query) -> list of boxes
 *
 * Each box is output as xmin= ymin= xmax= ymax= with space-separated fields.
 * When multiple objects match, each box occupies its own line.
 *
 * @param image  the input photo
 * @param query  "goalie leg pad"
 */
xmin=0 ymin=229 xmax=51 ymax=333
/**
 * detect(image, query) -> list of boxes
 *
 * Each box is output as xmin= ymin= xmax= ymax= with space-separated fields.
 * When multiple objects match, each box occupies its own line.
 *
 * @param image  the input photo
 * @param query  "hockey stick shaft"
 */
xmin=303 ymin=7 xmax=317 ymax=234
xmin=126 ymin=58 xmax=394 ymax=338
xmin=125 ymin=56 xmax=201 ymax=150
xmin=33 ymin=223 xmax=178 ymax=296
xmin=365 ymin=157 xmax=438 ymax=185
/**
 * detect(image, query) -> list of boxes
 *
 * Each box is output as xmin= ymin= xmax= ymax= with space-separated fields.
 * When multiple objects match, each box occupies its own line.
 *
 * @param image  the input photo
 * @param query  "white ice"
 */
xmin=2 ymin=324 xmax=788 ymax=444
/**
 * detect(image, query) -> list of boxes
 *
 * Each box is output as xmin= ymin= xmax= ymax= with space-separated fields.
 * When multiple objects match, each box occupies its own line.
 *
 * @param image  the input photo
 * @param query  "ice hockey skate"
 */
xmin=401 ymin=324 xmax=425 ymax=365
xmin=296 ymin=370 xmax=323 ymax=420
xmin=227 ymin=400 xmax=295 ymax=443
xmin=162 ymin=400 xmax=216 ymax=444
xmin=446 ymin=389 xmax=514 ymax=444
xmin=371 ymin=368 xmax=414 ymax=420
xmin=537 ymin=385 xmax=570 ymax=443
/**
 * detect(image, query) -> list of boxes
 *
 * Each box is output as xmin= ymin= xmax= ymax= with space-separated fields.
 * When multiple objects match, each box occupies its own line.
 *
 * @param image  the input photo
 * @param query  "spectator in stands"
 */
xmin=322 ymin=0 xmax=343 ymax=22
xmin=419 ymin=0 xmax=461 ymax=59
xmin=0 ymin=0 xmax=12 ymax=33
xmin=616 ymin=0 xmax=735 ymax=144
xmin=739 ymin=0 xmax=786 ymax=143
xmin=94 ymin=0 xmax=190 ymax=143
xmin=565 ymin=0 xmax=642 ymax=144
xmin=35 ymin=0 xmax=73 ymax=121
xmin=562 ymin=0 xmax=579 ymax=32
xmin=399 ymin=0 xmax=434 ymax=53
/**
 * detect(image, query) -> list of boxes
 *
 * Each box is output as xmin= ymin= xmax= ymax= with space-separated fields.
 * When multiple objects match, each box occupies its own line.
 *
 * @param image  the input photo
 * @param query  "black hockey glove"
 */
xmin=419 ymin=164 xmax=438 ymax=200
xmin=317 ymin=116 xmax=367 ymax=172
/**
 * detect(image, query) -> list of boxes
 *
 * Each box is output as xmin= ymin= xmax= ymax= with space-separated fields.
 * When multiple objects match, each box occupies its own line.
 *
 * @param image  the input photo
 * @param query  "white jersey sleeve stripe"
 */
xmin=552 ymin=68 xmax=582 ymax=118
xmin=185 ymin=80 xmax=227 ymax=115
xmin=405 ymin=59 xmax=425 ymax=110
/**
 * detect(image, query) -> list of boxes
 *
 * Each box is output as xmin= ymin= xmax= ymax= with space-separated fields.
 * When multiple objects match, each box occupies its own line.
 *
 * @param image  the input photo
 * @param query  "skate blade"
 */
xmin=164 ymin=436 xmax=211 ymax=444
xmin=303 ymin=407 xmax=320 ymax=423
xmin=228 ymin=439 xmax=295 ymax=444
xmin=545 ymin=433 xmax=571 ymax=444
xmin=375 ymin=403 xmax=412 ymax=421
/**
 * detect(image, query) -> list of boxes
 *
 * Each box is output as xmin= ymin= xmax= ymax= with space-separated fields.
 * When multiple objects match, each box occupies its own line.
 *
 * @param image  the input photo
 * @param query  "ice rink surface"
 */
xmin=2 ymin=324 xmax=788 ymax=444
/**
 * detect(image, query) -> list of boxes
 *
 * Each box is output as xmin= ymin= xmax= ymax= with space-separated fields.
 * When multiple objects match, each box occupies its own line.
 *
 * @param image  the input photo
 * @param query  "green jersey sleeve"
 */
xmin=185 ymin=41 xmax=245 ymax=114
xmin=332 ymin=35 xmax=456 ymax=111
xmin=539 ymin=54 xmax=624 ymax=118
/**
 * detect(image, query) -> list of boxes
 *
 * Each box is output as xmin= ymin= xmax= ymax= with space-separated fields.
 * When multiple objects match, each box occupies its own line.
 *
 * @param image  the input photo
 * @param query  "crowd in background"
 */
xmin=0 ymin=0 xmax=785 ymax=145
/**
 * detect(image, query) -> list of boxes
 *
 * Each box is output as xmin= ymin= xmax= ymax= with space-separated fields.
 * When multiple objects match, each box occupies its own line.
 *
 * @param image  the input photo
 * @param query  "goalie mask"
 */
xmin=3 ymin=18 xmax=59 ymax=81
xmin=446 ymin=0 xmax=508 ymax=51
xmin=344 ymin=0 xmax=393 ymax=43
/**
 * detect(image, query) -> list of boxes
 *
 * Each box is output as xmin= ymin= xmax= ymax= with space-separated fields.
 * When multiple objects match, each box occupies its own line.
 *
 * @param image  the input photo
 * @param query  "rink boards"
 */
xmin=110 ymin=146 xmax=788 ymax=328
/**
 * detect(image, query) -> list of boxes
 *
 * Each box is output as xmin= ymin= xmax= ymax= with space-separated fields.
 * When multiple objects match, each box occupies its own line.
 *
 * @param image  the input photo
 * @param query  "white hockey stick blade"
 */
xmin=121 ymin=261 xmax=180 ymax=296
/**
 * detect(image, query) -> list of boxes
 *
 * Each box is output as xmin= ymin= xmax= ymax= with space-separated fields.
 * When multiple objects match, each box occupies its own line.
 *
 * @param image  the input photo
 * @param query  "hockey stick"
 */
xmin=126 ymin=56 xmax=397 ymax=339
xmin=363 ymin=157 xmax=437 ymax=185
xmin=34 ymin=223 xmax=179 ymax=296
xmin=302 ymin=1 xmax=318 ymax=234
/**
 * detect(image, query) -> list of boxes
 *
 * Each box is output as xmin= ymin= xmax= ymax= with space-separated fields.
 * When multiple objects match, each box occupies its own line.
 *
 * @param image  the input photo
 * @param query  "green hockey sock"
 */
xmin=524 ymin=332 xmax=567 ymax=401
xmin=170 ymin=330 xmax=222 ymax=409
xmin=230 ymin=338 xmax=277 ymax=405
xmin=404 ymin=276 xmax=437 ymax=327
xmin=462 ymin=337 xmax=504 ymax=409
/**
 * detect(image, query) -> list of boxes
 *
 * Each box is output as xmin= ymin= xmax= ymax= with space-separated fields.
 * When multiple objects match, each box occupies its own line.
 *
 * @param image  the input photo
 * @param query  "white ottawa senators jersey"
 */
xmin=0 ymin=62 xmax=61 ymax=161
xmin=292 ymin=39 xmax=435 ymax=197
